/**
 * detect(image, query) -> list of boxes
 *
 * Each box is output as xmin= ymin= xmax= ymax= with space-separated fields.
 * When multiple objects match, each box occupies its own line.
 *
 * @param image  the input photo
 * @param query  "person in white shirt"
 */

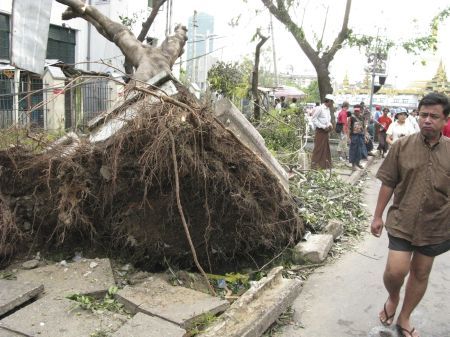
xmin=386 ymin=111 xmax=416 ymax=144
xmin=311 ymin=94 xmax=334 ymax=169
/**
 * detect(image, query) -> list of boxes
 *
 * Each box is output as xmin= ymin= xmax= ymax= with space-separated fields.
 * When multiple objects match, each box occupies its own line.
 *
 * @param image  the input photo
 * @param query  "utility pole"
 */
xmin=192 ymin=10 xmax=198 ymax=83
xmin=269 ymin=14 xmax=279 ymax=87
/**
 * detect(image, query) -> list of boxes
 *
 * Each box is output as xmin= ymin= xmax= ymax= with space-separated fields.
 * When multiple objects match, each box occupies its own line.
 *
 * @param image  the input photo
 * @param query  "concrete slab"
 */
xmin=292 ymin=234 xmax=334 ymax=264
xmin=0 ymin=296 xmax=127 ymax=337
xmin=14 ymin=258 xmax=115 ymax=297
xmin=214 ymin=98 xmax=289 ymax=192
xmin=116 ymin=277 xmax=229 ymax=328
xmin=200 ymin=267 xmax=303 ymax=337
xmin=0 ymin=280 xmax=44 ymax=316
xmin=112 ymin=313 xmax=186 ymax=337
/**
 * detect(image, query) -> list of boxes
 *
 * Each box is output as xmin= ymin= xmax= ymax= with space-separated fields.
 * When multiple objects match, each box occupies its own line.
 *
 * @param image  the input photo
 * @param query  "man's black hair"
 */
xmin=418 ymin=92 xmax=450 ymax=117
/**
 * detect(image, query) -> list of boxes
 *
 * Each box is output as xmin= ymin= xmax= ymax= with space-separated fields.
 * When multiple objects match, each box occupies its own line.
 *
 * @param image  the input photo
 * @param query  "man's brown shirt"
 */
xmin=376 ymin=132 xmax=450 ymax=245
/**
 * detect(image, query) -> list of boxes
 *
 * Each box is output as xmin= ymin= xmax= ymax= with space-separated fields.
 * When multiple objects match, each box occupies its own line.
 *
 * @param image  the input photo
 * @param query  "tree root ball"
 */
xmin=0 ymin=86 xmax=303 ymax=271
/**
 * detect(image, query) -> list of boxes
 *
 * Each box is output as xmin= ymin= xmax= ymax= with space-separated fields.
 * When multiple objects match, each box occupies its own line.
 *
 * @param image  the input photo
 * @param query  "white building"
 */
xmin=0 ymin=0 xmax=175 ymax=131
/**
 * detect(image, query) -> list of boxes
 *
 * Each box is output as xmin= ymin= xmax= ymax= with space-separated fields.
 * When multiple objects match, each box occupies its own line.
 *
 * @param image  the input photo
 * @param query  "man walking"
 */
xmin=371 ymin=92 xmax=450 ymax=337
xmin=311 ymin=94 xmax=334 ymax=169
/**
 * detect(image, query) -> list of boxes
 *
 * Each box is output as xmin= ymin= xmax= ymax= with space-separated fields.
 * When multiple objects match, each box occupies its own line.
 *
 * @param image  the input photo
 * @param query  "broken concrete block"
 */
xmin=293 ymin=234 xmax=334 ymax=264
xmin=324 ymin=220 xmax=344 ymax=240
xmin=21 ymin=259 xmax=39 ymax=270
xmin=214 ymin=98 xmax=289 ymax=192
xmin=116 ymin=276 xmax=229 ymax=328
xmin=200 ymin=267 xmax=302 ymax=337
xmin=112 ymin=313 xmax=186 ymax=337
xmin=0 ymin=280 xmax=44 ymax=316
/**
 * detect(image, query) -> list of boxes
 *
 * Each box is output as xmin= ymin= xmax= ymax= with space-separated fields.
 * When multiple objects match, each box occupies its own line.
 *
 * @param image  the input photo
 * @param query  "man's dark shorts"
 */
xmin=388 ymin=233 xmax=450 ymax=257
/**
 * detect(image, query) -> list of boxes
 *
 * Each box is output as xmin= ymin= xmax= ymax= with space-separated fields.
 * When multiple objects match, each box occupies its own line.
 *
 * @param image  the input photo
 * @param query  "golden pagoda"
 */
xmin=426 ymin=60 xmax=450 ymax=95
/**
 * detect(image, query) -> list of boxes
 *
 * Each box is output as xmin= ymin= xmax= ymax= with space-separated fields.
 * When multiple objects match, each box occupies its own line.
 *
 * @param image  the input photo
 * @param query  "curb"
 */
xmin=345 ymin=155 xmax=376 ymax=185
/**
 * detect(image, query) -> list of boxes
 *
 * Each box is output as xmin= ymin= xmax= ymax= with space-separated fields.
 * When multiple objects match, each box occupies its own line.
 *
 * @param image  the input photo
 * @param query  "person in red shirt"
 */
xmin=377 ymin=108 xmax=393 ymax=158
xmin=443 ymin=118 xmax=450 ymax=137
xmin=336 ymin=101 xmax=350 ymax=160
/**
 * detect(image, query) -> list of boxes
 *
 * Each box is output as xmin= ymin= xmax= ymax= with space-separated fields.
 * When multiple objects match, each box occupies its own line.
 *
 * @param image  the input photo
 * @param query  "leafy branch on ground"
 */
xmin=66 ymin=286 xmax=130 ymax=315
xmin=185 ymin=312 xmax=218 ymax=337
xmin=290 ymin=170 xmax=368 ymax=235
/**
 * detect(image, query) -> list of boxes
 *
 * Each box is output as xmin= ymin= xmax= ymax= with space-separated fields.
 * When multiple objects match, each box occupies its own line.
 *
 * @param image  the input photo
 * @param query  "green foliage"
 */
xmin=207 ymin=60 xmax=252 ymax=100
xmin=207 ymin=272 xmax=250 ymax=295
xmin=303 ymin=80 xmax=320 ymax=103
xmin=290 ymin=171 xmax=367 ymax=235
xmin=185 ymin=312 xmax=218 ymax=336
xmin=0 ymin=271 xmax=16 ymax=280
xmin=257 ymin=107 xmax=305 ymax=153
xmin=66 ymin=286 xmax=129 ymax=315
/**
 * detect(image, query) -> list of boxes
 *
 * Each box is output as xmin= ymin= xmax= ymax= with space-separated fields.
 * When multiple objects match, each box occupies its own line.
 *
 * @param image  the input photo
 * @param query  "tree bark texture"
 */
xmin=56 ymin=0 xmax=186 ymax=82
xmin=261 ymin=0 xmax=352 ymax=101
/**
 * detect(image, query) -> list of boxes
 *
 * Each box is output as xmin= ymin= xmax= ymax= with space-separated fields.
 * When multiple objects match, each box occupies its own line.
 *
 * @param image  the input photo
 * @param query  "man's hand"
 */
xmin=371 ymin=216 xmax=384 ymax=237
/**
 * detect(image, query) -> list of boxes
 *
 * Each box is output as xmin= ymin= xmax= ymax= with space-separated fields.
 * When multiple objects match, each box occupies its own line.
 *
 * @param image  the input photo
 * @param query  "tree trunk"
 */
xmin=252 ymin=30 xmax=269 ymax=121
xmin=56 ymin=0 xmax=186 ymax=83
xmin=260 ymin=0 xmax=352 ymax=100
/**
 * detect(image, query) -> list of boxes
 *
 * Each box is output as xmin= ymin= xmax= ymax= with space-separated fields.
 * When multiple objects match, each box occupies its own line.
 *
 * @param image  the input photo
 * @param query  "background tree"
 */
xmin=260 ymin=0 xmax=352 ymax=101
xmin=251 ymin=29 xmax=269 ymax=121
xmin=207 ymin=60 xmax=252 ymax=104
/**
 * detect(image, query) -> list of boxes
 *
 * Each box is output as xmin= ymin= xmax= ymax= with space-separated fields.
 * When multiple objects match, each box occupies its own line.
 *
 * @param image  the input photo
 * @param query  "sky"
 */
xmin=163 ymin=0 xmax=450 ymax=89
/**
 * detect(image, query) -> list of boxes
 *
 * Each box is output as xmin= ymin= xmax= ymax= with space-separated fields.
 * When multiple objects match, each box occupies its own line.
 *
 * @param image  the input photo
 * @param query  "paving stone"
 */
xmin=324 ymin=219 xmax=344 ymax=240
xmin=0 ymin=296 xmax=127 ymax=337
xmin=0 ymin=327 xmax=23 ymax=337
xmin=292 ymin=234 xmax=334 ymax=264
xmin=112 ymin=313 xmax=186 ymax=337
xmin=0 ymin=280 xmax=44 ymax=316
xmin=116 ymin=276 xmax=229 ymax=328
xmin=14 ymin=258 xmax=115 ymax=296
xmin=200 ymin=267 xmax=303 ymax=337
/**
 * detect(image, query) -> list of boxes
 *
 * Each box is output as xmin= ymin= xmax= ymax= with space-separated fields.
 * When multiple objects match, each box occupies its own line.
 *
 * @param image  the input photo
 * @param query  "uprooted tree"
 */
xmin=0 ymin=0 xmax=303 ymax=275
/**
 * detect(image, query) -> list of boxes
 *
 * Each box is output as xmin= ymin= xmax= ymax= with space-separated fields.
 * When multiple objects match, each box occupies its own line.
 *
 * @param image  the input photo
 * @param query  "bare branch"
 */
xmin=137 ymin=0 xmax=168 ymax=42
xmin=323 ymin=0 xmax=352 ymax=63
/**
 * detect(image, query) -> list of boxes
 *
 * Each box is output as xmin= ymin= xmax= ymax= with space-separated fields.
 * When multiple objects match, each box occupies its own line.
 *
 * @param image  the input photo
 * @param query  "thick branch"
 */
xmin=261 ymin=0 xmax=319 ymax=65
xmin=137 ymin=0 xmax=167 ymax=42
xmin=322 ymin=0 xmax=352 ymax=63
xmin=56 ymin=0 xmax=144 ymax=67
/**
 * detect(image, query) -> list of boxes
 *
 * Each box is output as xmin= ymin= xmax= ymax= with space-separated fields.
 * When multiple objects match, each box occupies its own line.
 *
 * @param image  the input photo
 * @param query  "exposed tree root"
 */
xmin=0 ymin=86 xmax=303 ymax=271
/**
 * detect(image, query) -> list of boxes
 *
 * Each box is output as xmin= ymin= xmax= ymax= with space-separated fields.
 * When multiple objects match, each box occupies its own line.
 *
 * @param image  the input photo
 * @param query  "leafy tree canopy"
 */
xmin=207 ymin=60 xmax=253 ymax=99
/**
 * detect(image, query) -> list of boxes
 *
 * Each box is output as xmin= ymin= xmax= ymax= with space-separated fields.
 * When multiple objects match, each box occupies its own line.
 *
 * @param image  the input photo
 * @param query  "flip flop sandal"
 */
xmin=379 ymin=302 xmax=395 ymax=326
xmin=396 ymin=324 xmax=419 ymax=337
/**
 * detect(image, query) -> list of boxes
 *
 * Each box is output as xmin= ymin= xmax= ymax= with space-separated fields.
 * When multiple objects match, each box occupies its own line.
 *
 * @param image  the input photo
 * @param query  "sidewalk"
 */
xmin=278 ymin=159 xmax=450 ymax=337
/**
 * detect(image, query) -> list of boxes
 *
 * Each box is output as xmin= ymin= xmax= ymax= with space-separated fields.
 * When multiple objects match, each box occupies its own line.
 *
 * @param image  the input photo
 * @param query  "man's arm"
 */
xmin=371 ymin=184 xmax=394 ymax=237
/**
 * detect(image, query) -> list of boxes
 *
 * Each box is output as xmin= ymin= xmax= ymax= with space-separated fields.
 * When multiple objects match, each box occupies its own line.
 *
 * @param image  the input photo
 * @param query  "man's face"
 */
xmin=325 ymin=100 xmax=334 ymax=108
xmin=418 ymin=104 xmax=448 ymax=141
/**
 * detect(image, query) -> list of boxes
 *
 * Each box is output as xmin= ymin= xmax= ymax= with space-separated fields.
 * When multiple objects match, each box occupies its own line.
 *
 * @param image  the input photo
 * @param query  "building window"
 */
xmin=47 ymin=24 xmax=76 ymax=64
xmin=0 ymin=13 xmax=9 ymax=60
xmin=402 ymin=99 xmax=408 ymax=103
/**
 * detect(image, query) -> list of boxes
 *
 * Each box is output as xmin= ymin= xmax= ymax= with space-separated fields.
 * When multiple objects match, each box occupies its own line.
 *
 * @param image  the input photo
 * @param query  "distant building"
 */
xmin=186 ymin=11 xmax=215 ymax=90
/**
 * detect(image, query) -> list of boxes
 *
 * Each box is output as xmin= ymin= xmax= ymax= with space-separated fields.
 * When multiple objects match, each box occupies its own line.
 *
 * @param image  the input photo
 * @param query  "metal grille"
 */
xmin=64 ymin=78 xmax=112 ymax=131
xmin=0 ymin=73 xmax=46 ymax=129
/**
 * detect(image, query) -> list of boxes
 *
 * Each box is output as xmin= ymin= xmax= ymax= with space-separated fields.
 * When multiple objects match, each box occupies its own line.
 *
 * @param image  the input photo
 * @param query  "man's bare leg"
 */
xmin=379 ymin=250 xmax=412 ymax=325
xmin=396 ymin=252 xmax=434 ymax=337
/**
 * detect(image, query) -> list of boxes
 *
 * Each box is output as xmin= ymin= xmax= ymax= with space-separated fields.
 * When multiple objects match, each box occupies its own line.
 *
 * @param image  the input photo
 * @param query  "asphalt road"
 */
xmin=278 ymin=159 xmax=450 ymax=337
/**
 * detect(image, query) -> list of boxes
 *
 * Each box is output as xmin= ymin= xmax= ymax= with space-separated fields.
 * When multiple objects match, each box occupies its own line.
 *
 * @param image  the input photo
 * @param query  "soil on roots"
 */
xmin=0 ymin=86 xmax=303 ymax=272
